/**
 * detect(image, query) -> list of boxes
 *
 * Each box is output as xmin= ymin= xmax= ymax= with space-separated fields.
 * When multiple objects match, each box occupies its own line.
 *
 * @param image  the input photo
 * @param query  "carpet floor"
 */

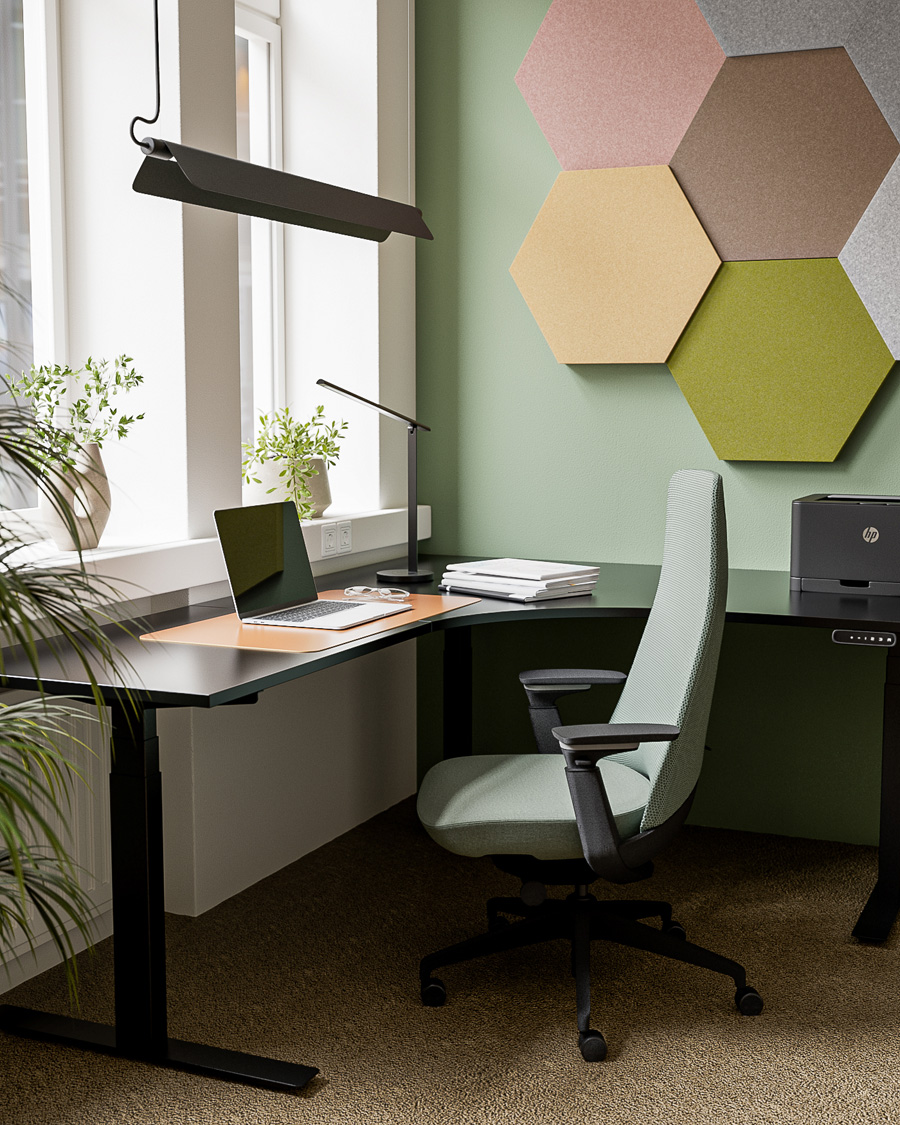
xmin=1 ymin=797 xmax=898 ymax=1125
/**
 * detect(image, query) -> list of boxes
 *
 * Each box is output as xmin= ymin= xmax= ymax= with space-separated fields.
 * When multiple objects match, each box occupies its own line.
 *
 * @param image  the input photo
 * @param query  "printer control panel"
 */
xmin=832 ymin=629 xmax=896 ymax=647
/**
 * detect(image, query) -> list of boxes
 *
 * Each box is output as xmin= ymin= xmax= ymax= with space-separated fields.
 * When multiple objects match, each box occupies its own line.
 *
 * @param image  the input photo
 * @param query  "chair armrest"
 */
xmin=519 ymin=668 xmax=626 ymax=690
xmin=553 ymin=723 xmax=680 ymax=885
xmin=553 ymin=723 xmax=680 ymax=757
xmin=519 ymin=670 xmax=628 ymax=755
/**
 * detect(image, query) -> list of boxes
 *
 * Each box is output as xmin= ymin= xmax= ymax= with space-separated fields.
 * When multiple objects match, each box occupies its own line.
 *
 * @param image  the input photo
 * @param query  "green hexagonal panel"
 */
xmin=667 ymin=260 xmax=894 ymax=461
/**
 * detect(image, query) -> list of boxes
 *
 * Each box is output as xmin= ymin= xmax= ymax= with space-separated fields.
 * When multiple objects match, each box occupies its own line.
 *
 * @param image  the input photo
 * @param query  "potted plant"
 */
xmin=242 ymin=404 xmax=347 ymax=520
xmin=0 ymin=394 xmax=132 ymax=1000
xmin=10 ymin=355 xmax=145 ymax=551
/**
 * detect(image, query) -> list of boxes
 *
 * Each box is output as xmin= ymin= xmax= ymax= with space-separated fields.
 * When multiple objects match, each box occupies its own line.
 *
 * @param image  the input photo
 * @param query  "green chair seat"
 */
xmin=417 ymin=754 xmax=651 ymax=861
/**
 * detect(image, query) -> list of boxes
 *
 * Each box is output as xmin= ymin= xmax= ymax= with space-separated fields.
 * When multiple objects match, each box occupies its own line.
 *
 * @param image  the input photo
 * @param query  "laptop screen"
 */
xmin=214 ymin=501 xmax=317 ymax=618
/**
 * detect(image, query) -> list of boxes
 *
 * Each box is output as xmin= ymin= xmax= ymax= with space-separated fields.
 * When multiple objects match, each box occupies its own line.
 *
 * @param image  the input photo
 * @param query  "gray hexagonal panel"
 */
xmin=694 ymin=0 xmax=853 ymax=57
xmin=845 ymin=0 xmax=900 ymax=140
xmin=840 ymin=155 xmax=900 ymax=359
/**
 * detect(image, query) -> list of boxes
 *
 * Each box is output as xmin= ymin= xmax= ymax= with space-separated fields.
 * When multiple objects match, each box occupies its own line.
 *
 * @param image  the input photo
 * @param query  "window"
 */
xmin=0 ymin=0 xmax=65 ymax=514
xmin=235 ymin=4 xmax=284 ymax=449
xmin=0 ymin=0 xmax=33 ymax=509
xmin=0 ymin=0 xmax=33 ymax=379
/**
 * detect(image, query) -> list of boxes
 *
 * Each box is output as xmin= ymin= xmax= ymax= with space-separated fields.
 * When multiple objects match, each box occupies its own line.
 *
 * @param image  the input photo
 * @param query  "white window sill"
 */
xmin=9 ymin=506 xmax=432 ymax=601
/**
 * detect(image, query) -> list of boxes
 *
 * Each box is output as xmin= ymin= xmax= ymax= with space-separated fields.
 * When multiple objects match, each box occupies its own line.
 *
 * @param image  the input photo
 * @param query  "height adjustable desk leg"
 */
xmin=443 ymin=626 xmax=473 ymax=757
xmin=853 ymin=652 xmax=900 ymax=943
xmin=0 ymin=701 xmax=318 ymax=1091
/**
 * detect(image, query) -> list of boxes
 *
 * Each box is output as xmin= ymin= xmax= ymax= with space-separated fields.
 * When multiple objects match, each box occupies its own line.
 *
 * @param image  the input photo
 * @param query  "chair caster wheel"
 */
xmin=735 ymin=986 xmax=763 ymax=1016
xmin=421 ymin=978 xmax=447 ymax=1007
xmin=578 ymin=1029 xmax=607 ymax=1062
xmin=663 ymin=919 xmax=687 ymax=940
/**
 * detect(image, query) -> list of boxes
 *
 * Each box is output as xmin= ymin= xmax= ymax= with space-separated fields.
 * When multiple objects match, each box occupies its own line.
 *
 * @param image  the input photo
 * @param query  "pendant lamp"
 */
xmin=129 ymin=1 xmax=432 ymax=243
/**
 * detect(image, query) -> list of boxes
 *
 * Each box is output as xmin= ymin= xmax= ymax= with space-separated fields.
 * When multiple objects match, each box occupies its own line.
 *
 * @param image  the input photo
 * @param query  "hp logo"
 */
xmin=863 ymin=526 xmax=880 ymax=543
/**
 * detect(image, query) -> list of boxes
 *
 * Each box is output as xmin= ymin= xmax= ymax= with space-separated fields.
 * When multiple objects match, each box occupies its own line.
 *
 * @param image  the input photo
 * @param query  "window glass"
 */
xmin=0 ymin=0 xmax=35 ymax=508
xmin=0 ymin=0 xmax=33 ymax=377
xmin=236 ymin=33 xmax=254 ymax=448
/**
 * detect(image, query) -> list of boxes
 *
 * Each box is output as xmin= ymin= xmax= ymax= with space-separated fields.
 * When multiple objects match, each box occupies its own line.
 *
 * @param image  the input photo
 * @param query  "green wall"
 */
xmin=414 ymin=0 xmax=896 ymax=845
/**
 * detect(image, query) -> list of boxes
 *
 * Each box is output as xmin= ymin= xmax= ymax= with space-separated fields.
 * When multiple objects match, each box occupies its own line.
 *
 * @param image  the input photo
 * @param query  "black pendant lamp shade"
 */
xmin=129 ymin=0 xmax=432 ymax=242
xmin=133 ymin=140 xmax=433 ymax=242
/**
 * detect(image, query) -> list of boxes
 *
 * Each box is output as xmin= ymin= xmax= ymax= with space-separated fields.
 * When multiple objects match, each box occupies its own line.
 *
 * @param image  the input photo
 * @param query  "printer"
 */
xmin=791 ymin=494 xmax=900 ymax=595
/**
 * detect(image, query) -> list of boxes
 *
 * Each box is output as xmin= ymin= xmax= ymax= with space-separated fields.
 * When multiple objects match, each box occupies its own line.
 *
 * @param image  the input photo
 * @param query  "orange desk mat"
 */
xmin=140 ymin=592 xmax=480 ymax=654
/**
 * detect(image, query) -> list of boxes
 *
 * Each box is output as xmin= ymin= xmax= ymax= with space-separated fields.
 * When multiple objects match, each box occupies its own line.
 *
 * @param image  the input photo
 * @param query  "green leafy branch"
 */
xmin=9 ymin=356 xmax=145 ymax=469
xmin=242 ymin=405 xmax=347 ymax=520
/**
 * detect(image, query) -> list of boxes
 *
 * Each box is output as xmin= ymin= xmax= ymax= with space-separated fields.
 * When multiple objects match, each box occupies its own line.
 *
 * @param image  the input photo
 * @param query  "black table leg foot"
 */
xmin=0 ymin=1005 xmax=319 ymax=1092
xmin=852 ymin=882 xmax=900 ymax=944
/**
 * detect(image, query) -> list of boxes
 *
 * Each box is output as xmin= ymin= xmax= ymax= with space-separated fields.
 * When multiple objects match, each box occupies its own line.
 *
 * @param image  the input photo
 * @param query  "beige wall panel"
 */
xmin=510 ymin=167 xmax=720 ymax=364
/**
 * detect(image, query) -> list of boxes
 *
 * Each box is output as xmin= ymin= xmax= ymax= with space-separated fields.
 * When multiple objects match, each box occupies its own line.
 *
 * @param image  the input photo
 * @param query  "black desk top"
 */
xmin=2 ymin=554 xmax=899 ymax=707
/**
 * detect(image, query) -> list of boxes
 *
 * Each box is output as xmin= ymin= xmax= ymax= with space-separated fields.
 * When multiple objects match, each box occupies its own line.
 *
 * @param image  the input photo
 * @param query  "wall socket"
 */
xmin=337 ymin=520 xmax=352 ymax=554
xmin=320 ymin=522 xmax=338 ymax=557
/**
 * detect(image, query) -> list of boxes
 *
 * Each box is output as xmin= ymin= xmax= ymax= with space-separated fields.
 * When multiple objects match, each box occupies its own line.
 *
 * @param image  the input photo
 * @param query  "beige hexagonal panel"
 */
xmin=510 ymin=167 xmax=720 ymax=364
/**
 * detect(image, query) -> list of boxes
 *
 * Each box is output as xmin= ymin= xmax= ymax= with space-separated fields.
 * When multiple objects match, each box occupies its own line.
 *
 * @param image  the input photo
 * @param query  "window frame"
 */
xmin=1 ymin=0 xmax=67 ymax=525
xmin=235 ymin=1 xmax=286 ymax=429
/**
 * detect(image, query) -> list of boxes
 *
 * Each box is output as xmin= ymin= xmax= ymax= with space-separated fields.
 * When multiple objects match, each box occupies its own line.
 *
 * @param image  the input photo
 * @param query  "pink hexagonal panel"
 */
xmin=516 ymin=0 xmax=725 ymax=171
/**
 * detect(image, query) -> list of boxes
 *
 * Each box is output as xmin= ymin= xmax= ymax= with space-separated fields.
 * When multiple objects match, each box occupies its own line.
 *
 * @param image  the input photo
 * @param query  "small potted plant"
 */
xmin=10 ymin=355 xmax=145 ymax=550
xmin=242 ymin=404 xmax=347 ymax=520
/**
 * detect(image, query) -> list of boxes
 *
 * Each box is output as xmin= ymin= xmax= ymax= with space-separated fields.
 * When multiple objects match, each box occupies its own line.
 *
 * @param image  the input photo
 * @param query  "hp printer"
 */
xmin=791 ymin=494 xmax=900 ymax=595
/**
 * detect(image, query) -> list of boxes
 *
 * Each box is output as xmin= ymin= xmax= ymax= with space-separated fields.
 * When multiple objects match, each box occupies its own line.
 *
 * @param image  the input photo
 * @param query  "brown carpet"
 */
xmin=2 ymin=797 xmax=899 ymax=1125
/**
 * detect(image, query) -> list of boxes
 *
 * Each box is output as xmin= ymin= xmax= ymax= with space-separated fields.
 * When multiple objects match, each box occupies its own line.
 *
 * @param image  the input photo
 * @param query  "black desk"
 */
xmin=1 ymin=554 xmax=899 ymax=1090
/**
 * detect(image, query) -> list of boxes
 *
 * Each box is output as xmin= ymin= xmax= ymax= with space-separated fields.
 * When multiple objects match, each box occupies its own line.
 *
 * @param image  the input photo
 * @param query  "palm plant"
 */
xmin=0 ymin=392 xmax=133 ymax=1001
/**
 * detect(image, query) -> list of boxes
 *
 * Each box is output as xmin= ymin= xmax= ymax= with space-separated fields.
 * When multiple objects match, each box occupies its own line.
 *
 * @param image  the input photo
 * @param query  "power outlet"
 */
xmin=337 ymin=520 xmax=352 ymax=554
xmin=321 ymin=522 xmax=338 ymax=557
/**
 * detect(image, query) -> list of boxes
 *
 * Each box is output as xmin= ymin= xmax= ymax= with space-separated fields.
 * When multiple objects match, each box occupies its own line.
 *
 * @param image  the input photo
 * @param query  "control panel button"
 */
xmin=832 ymin=629 xmax=897 ymax=646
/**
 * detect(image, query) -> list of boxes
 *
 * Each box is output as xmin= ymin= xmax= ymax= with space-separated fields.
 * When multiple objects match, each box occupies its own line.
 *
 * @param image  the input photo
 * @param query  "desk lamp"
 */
xmin=317 ymin=379 xmax=432 ymax=583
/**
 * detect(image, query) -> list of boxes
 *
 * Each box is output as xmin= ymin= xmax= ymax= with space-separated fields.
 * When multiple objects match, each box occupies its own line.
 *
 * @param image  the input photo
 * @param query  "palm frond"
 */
xmin=0 ymin=396 xmax=139 ymax=999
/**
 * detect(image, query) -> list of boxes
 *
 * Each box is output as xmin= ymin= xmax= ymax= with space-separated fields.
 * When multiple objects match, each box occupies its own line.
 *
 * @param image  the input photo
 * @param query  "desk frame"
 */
xmin=1 ymin=556 xmax=899 ymax=1089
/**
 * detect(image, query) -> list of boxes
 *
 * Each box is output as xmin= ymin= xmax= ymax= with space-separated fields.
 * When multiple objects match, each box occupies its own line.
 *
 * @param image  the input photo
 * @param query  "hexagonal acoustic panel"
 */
xmin=515 ymin=0 xmax=724 ymax=171
xmin=694 ymin=0 xmax=853 ymax=58
xmin=667 ymin=260 xmax=894 ymax=462
xmin=840 ymin=156 xmax=900 ymax=360
xmin=845 ymin=0 xmax=900 ymax=140
xmin=670 ymin=47 xmax=900 ymax=261
xmin=510 ymin=167 xmax=721 ymax=365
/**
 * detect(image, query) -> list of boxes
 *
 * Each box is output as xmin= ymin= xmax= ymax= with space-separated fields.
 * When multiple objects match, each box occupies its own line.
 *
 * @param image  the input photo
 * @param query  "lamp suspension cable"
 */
xmin=128 ymin=0 xmax=167 ymax=157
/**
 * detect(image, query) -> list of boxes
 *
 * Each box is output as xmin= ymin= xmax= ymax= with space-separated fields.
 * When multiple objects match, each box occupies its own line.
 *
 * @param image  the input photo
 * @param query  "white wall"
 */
xmin=159 ymin=643 xmax=417 ymax=916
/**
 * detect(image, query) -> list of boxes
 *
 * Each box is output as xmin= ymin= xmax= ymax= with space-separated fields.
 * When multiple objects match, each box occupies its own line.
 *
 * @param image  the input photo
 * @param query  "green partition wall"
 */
xmin=415 ymin=0 xmax=900 ymax=845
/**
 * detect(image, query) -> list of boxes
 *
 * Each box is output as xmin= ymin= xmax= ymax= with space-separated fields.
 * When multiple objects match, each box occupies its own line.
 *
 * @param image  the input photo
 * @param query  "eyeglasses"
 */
xmin=344 ymin=586 xmax=411 ymax=602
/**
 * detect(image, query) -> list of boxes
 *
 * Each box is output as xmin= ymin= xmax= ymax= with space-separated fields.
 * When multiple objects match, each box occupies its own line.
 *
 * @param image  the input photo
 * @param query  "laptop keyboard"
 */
xmin=256 ymin=600 xmax=363 ymax=625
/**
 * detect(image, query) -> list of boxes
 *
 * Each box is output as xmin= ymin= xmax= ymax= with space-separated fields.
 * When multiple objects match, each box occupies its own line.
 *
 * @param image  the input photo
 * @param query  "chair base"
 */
xmin=420 ymin=887 xmax=761 ymax=1059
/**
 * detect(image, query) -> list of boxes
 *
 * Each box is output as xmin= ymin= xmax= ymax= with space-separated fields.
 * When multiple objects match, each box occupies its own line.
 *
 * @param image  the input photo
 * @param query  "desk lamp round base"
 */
xmin=377 ymin=567 xmax=433 ymax=584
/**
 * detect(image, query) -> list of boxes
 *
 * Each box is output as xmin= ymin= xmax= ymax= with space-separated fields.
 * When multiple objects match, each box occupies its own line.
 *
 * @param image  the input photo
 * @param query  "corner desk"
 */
xmin=1 ymin=553 xmax=899 ymax=1091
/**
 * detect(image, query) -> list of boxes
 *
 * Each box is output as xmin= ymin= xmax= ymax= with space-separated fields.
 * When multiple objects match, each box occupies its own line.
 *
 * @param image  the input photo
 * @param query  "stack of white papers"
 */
xmin=439 ymin=558 xmax=600 ymax=602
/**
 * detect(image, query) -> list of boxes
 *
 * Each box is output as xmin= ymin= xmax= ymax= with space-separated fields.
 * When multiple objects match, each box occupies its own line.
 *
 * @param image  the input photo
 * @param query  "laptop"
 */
xmin=214 ymin=501 xmax=412 ymax=630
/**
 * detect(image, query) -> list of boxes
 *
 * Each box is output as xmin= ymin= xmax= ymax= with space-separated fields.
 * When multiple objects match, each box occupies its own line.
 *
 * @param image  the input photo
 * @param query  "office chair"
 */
xmin=416 ymin=469 xmax=762 ymax=1060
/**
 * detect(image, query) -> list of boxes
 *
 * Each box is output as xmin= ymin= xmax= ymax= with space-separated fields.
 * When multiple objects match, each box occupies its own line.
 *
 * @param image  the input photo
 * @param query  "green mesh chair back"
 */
xmin=607 ymin=469 xmax=727 ymax=831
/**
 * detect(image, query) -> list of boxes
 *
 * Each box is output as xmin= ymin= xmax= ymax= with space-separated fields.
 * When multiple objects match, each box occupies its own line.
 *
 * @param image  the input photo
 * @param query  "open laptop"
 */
xmin=214 ymin=501 xmax=412 ymax=630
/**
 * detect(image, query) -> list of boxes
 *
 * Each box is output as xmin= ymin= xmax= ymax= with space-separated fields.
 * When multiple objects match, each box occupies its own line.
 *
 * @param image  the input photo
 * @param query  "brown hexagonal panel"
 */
xmin=670 ymin=47 xmax=900 ymax=261
xmin=509 ymin=167 xmax=720 ymax=365
xmin=515 ymin=0 xmax=724 ymax=171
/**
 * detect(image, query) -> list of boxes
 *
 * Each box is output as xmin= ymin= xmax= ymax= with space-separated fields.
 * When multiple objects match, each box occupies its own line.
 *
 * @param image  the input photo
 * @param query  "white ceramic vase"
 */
xmin=242 ymin=457 xmax=332 ymax=518
xmin=40 ymin=442 xmax=112 ymax=552
xmin=303 ymin=457 xmax=332 ymax=519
